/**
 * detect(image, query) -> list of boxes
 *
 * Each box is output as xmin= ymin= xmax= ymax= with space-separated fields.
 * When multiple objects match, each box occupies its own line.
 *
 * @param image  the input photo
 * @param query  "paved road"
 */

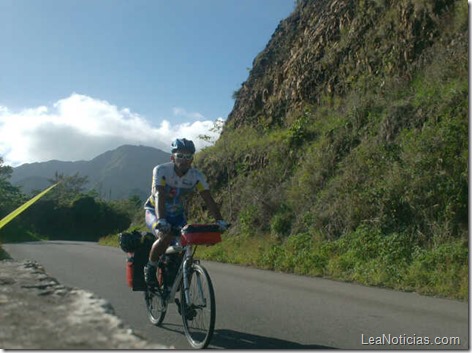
xmin=4 ymin=241 xmax=469 ymax=349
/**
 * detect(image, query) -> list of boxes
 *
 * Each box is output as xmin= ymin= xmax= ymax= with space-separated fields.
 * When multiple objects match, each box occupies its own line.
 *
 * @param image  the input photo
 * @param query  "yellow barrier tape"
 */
xmin=0 ymin=183 xmax=59 ymax=230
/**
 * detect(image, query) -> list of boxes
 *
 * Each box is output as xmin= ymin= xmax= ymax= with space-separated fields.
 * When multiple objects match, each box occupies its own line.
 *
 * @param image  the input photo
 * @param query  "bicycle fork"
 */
xmin=182 ymin=245 xmax=194 ymax=306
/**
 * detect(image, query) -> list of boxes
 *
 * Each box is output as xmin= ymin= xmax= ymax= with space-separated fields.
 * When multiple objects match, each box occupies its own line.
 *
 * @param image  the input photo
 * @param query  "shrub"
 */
xmin=405 ymin=239 xmax=468 ymax=298
xmin=270 ymin=203 xmax=294 ymax=238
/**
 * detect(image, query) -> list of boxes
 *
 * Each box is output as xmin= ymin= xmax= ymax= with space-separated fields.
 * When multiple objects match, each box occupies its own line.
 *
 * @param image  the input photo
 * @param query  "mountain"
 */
xmin=197 ymin=0 xmax=468 ymax=241
xmin=11 ymin=145 xmax=171 ymax=200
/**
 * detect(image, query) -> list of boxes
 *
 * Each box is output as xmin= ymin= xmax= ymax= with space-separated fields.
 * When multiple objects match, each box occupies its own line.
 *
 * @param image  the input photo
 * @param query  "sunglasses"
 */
xmin=174 ymin=153 xmax=194 ymax=160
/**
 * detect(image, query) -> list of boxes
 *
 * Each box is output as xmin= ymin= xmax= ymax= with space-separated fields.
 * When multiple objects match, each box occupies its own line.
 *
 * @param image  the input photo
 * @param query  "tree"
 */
xmin=0 ymin=157 xmax=23 ymax=218
xmin=197 ymin=119 xmax=234 ymax=219
xmin=197 ymin=118 xmax=225 ymax=146
xmin=46 ymin=172 xmax=89 ymax=206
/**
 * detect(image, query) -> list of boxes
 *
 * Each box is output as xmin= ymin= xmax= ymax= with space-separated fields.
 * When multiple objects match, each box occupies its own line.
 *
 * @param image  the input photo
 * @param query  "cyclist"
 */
xmin=143 ymin=138 xmax=229 ymax=287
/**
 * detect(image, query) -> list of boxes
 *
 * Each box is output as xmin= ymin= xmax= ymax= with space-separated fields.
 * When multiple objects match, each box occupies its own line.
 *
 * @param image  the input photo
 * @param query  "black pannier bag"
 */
xmin=119 ymin=231 xmax=154 ymax=291
xmin=161 ymin=253 xmax=182 ymax=288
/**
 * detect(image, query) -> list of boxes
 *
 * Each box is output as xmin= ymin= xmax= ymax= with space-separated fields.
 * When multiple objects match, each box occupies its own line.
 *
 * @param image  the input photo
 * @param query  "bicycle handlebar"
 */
xmin=156 ymin=223 xmax=231 ymax=233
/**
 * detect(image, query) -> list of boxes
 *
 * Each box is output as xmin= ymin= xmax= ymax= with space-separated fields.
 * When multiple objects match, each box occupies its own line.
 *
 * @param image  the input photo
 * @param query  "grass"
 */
xmin=98 ymin=233 xmax=120 ymax=248
xmin=194 ymin=227 xmax=468 ymax=301
xmin=0 ymin=229 xmax=46 ymax=243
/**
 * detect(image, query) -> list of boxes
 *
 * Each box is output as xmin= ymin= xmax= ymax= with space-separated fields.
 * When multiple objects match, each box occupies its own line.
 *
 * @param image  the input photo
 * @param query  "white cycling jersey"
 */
xmin=144 ymin=162 xmax=209 ymax=220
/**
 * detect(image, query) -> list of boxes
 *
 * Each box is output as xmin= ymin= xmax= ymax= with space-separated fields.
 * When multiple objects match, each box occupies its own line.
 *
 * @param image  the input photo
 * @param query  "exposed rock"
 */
xmin=0 ymin=259 xmax=170 ymax=349
xmin=226 ymin=0 xmax=461 ymax=130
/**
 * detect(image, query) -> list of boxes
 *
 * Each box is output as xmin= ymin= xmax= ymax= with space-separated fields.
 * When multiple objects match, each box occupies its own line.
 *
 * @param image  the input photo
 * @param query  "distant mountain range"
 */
xmin=11 ymin=145 xmax=171 ymax=200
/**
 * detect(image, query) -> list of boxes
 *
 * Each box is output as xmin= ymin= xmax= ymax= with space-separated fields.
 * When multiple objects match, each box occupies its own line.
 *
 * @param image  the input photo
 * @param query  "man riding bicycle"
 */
xmin=143 ymin=138 xmax=228 ymax=287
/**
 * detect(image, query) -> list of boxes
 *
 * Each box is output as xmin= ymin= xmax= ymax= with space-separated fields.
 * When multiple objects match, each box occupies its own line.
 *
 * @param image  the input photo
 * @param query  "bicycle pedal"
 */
xmin=185 ymin=307 xmax=196 ymax=321
xmin=147 ymin=284 xmax=158 ymax=292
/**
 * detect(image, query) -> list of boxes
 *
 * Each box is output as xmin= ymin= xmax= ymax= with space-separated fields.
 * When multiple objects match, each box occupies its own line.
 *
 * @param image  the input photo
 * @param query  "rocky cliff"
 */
xmin=198 ymin=0 xmax=467 ymax=242
xmin=226 ymin=0 xmax=466 ymax=131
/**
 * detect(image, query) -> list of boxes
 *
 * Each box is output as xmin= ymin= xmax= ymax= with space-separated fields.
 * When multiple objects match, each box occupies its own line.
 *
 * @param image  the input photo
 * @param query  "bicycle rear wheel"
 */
xmin=180 ymin=263 xmax=216 ymax=349
xmin=145 ymin=288 xmax=167 ymax=326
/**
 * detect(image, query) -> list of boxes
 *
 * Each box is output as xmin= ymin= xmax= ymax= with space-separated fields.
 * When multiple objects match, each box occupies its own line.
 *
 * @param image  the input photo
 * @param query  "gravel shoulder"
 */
xmin=0 ymin=259 xmax=170 ymax=349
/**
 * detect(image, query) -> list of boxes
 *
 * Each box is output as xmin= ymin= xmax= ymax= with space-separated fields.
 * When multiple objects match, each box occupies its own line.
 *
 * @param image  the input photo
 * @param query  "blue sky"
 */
xmin=0 ymin=0 xmax=295 ymax=166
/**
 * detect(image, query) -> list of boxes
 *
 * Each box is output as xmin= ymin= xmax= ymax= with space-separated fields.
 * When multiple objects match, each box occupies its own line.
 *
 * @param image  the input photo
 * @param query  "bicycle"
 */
xmin=144 ymin=223 xmax=225 ymax=349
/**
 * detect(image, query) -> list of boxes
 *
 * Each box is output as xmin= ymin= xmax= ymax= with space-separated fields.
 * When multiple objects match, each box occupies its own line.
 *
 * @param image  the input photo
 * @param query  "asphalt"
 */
xmin=3 ymin=241 xmax=469 ymax=350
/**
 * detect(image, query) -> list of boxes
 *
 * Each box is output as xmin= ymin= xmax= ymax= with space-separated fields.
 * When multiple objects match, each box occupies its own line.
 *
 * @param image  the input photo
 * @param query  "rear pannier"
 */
xmin=119 ymin=231 xmax=155 ymax=291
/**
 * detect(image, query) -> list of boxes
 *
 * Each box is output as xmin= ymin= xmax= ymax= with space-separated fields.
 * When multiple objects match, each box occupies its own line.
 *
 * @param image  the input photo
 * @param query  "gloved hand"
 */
xmin=216 ymin=219 xmax=230 ymax=231
xmin=156 ymin=218 xmax=171 ymax=232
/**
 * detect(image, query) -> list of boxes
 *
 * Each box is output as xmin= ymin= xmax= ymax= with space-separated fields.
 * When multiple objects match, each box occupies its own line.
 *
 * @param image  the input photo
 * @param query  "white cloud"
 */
xmin=172 ymin=107 xmax=205 ymax=120
xmin=0 ymin=93 xmax=223 ymax=167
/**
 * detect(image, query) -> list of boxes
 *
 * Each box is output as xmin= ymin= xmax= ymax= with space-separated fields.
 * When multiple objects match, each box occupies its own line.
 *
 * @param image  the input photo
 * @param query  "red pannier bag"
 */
xmin=181 ymin=224 xmax=222 ymax=246
xmin=120 ymin=231 xmax=154 ymax=291
xmin=125 ymin=253 xmax=138 ymax=289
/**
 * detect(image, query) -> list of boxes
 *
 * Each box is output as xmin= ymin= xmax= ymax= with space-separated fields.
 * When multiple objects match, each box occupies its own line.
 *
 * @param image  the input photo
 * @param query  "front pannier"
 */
xmin=181 ymin=224 xmax=222 ymax=246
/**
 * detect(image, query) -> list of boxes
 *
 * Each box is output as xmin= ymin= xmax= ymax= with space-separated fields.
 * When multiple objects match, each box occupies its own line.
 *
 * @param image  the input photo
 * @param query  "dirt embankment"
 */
xmin=0 ymin=259 xmax=170 ymax=349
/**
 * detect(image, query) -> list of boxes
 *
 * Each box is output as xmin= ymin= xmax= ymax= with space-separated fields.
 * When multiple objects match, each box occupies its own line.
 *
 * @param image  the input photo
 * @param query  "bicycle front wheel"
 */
xmin=180 ymin=263 xmax=216 ymax=349
xmin=145 ymin=288 xmax=167 ymax=326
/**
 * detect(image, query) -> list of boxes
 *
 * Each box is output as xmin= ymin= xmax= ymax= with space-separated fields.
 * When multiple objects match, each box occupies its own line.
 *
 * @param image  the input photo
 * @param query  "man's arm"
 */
xmin=154 ymin=185 xmax=167 ymax=220
xmin=199 ymin=189 xmax=223 ymax=220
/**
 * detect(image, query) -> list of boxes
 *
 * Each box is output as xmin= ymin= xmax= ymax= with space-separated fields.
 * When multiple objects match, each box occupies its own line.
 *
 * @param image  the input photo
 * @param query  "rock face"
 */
xmin=0 ymin=260 xmax=169 ymax=349
xmin=226 ymin=0 xmax=464 ymax=130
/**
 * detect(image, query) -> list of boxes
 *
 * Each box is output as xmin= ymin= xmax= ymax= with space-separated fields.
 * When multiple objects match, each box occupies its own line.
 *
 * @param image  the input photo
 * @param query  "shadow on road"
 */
xmin=211 ymin=329 xmax=336 ymax=349
xmin=157 ymin=324 xmax=335 ymax=349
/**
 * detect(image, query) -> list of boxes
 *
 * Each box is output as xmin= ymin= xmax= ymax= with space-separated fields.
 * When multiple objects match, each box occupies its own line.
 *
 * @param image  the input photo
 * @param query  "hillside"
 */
xmin=198 ymin=0 xmax=467 ymax=239
xmin=11 ymin=145 xmax=170 ymax=201
xmin=193 ymin=0 xmax=467 ymax=298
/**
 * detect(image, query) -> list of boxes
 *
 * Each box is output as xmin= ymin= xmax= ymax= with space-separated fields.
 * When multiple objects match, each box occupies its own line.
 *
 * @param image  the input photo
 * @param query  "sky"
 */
xmin=0 ymin=0 xmax=295 ymax=167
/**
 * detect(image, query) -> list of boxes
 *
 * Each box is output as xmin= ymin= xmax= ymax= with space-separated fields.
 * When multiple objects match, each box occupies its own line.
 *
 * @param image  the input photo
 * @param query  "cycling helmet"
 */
xmin=171 ymin=138 xmax=196 ymax=154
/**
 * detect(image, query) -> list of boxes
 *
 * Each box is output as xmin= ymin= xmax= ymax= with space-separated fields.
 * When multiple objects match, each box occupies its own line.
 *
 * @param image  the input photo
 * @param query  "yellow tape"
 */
xmin=0 ymin=183 xmax=59 ymax=230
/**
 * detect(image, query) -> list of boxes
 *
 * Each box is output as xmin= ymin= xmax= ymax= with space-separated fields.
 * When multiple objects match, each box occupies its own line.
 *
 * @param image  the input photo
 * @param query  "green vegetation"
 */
xmin=192 ymin=0 xmax=468 ymax=300
xmin=195 ymin=228 xmax=468 ymax=300
xmin=0 ymin=183 xmax=58 ymax=230
xmin=0 ymin=161 xmax=140 ymax=244
xmin=0 ymin=157 xmax=24 ymax=219
xmin=1 ymin=0 xmax=468 ymax=301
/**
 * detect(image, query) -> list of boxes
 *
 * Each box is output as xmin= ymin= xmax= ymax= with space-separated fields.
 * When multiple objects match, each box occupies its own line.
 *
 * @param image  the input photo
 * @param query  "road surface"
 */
xmin=3 ymin=241 xmax=468 ymax=349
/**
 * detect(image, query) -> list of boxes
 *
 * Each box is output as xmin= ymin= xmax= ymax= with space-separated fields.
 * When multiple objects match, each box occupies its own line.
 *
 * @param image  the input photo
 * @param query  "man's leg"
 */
xmin=144 ymin=209 xmax=171 ymax=286
xmin=144 ymin=231 xmax=172 ymax=286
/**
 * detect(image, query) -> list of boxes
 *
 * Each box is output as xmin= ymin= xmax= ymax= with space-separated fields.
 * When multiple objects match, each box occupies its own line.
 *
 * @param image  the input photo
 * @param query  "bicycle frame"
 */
xmin=162 ymin=244 xmax=195 ymax=308
xmin=145 ymin=223 xmax=223 ymax=348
